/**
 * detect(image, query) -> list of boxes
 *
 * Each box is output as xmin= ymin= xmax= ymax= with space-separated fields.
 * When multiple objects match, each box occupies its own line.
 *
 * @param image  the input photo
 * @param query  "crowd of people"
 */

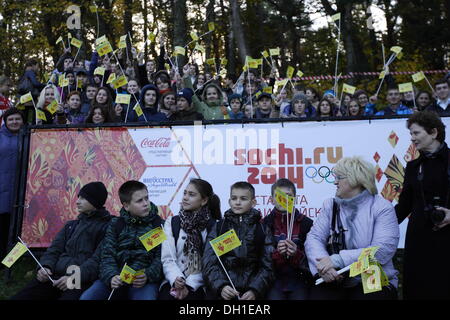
xmin=0 ymin=41 xmax=450 ymax=128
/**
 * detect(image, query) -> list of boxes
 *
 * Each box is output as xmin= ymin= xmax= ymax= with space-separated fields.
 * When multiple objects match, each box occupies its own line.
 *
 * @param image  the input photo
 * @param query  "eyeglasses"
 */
xmin=332 ymin=172 xmax=347 ymax=181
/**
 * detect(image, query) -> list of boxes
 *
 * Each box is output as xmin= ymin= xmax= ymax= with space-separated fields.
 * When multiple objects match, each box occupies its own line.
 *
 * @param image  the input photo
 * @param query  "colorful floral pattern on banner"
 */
xmin=22 ymin=128 xmax=148 ymax=247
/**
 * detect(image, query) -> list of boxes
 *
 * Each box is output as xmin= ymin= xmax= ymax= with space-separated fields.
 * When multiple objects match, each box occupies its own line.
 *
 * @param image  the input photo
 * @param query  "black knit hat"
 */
xmin=78 ymin=181 xmax=108 ymax=209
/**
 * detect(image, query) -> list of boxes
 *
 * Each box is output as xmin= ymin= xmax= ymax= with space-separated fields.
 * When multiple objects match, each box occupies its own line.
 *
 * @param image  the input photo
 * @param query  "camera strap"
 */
xmin=329 ymin=199 xmax=346 ymax=251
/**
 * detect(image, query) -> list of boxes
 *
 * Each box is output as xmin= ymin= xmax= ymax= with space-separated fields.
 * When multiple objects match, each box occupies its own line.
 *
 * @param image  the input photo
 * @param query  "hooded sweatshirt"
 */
xmin=127 ymin=84 xmax=167 ymax=123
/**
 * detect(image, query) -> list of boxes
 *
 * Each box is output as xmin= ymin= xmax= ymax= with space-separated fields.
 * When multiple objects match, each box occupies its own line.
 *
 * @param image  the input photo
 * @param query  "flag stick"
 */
xmin=424 ymin=74 xmax=436 ymax=95
xmin=333 ymin=19 xmax=341 ymax=94
xmin=246 ymin=59 xmax=253 ymax=117
xmin=315 ymin=264 xmax=351 ymax=285
xmin=18 ymin=236 xmax=55 ymax=284
xmin=214 ymin=251 xmax=238 ymax=293
xmin=107 ymin=288 xmax=115 ymax=300
xmin=285 ymin=194 xmax=290 ymax=239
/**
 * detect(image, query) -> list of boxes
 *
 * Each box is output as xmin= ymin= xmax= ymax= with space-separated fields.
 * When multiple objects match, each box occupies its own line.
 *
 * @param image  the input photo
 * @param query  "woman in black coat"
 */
xmin=395 ymin=111 xmax=450 ymax=299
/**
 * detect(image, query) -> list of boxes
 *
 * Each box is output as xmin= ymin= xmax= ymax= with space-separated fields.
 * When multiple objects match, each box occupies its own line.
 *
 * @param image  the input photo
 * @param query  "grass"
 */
xmin=0 ymin=254 xmax=39 ymax=300
xmin=0 ymin=249 xmax=405 ymax=300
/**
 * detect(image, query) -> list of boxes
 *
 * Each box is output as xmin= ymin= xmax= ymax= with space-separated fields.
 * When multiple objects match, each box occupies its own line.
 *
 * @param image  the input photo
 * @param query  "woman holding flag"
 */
xmin=305 ymin=156 xmax=400 ymax=300
xmin=159 ymin=179 xmax=221 ymax=300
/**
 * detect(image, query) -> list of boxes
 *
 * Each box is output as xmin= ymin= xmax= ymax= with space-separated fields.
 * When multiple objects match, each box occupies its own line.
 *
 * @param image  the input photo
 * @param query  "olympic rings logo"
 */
xmin=305 ymin=166 xmax=335 ymax=184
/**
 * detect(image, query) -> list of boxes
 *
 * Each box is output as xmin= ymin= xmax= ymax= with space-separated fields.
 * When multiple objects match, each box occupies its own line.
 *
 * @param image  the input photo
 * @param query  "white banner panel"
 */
xmin=130 ymin=118 xmax=450 ymax=248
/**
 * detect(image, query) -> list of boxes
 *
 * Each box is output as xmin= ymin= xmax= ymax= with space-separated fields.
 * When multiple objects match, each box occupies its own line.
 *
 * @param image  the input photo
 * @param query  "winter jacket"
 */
xmin=395 ymin=143 xmax=450 ymax=299
xmin=99 ymin=204 xmax=164 ymax=288
xmin=262 ymin=208 xmax=313 ymax=290
xmin=305 ymin=190 xmax=400 ymax=287
xmin=184 ymin=77 xmax=226 ymax=120
xmin=40 ymin=208 xmax=112 ymax=284
xmin=202 ymin=208 xmax=274 ymax=299
xmin=169 ymin=109 xmax=204 ymax=122
xmin=0 ymin=125 xmax=20 ymax=214
xmin=161 ymin=216 xmax=210 ymax=292
xmin=375 ymin=103 xmax=413 ymax=116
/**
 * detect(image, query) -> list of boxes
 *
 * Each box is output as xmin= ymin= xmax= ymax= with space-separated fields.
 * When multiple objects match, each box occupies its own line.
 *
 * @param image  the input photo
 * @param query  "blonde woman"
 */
xmin=35 ymin=84 xmax=62 ymax=124
xmin=305 ymin=156 xmax=399 ymax=300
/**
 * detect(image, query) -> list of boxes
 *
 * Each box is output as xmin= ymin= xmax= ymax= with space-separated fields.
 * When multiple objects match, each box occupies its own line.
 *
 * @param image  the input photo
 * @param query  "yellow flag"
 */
xmin=148 ymin=33 xmax=156 ymax=42
xmin=133 ymin=103 xmax=143 ymax=117
xmin=112 ymin=75 xmax=128 ymax=89
xmin=342 ymin=83 xmax=357 ymax=95
xmin=358 ymin=246 xmax=379 ymax=260
xmin=139 ymin=227 xmax=167 ymax=251
xmin=67 ymin=32 xmax=72 ymax=39
xmin=56 ymin=36 xmax=63 ymax=44
xmin=174 ymin=46 xmax=186 ymax=56
xmin=221 ymin=58 xmax=228 ymax=66
xmin=77 ymin=78 xmax=83 ymax=88
xmin=361 ymin=264 xmax=383 ymax=294
xmin=379 ymin=70 xmax=386 ymax=80
xmin=97 ymin=41 xmax=113 ymax=57
xmin=412 ymin=71 xmax=425 ymax=83
xmin=115 ymin=94 xmax=131 ymax=105
xmin=96 ymin=35 xmax=108 ymax=46
xmin=208 ymin=22 xmax=215 ymax=32
xmin=119 ymin=264 xmax=137 ymax=284
xmin=94 ymin=67 xmax=106 ymax=76
xmin=71 ymin=38 xmax=82 ymax=49
xmin=36 ymin=109 xmax=47 ymax=121
xmin=390 ymin=46 xmax=403 ymax=54
xmin=89 ymin=5 xmax=97 ymax=13
xmin=20 ymin=93 xmax=32 ymax=104
xmin=118 ymin=39 xmax=127 ymax=49
xmin=274 ymin=187 xmax=294 ymax=212
xmin=399 ymin=82 xmax=413 ymax=93
xmin=206 ymin=58 xmax=215 ymax=65
xmin=263 ymin=86 xmax=273 ymax=94
xmin=296 ymin=70 xmax=304 ymax=78
xmin=190 ymin=31 xmax=199 ymax=41
xmin=210 ymin=229 xmax=241 ymax=257
xmin=1 ymin=242 xmax=27 ymax=268
xmin=194 ymin=43 xmax=205 ymax=53
xmin=47 ymin=100 xmax=58 ymax=115
xmin=60 ymin=78 xmax=69 ymax=88
xmin=165 ymin=63 xmax=170 ymax=71
xmin=248 ymin=60 xmax=258 ymax=69
xmin=286 ymin=66 xmax=295 ymax=79
xmin=261 ymin=50 xmax=269 ymax=58
xmin=106 ymin=73 xmax=116 ymax=84
xmin=255 ymin=91 xmax=262 ymax=98
xmin=269 ymin=48 xmax=280 ymax=56
xmin=331 ymin=13 xmax=341 ymax=21
xmin=397 ymin=52 xmax=404 ymax=60
xmin=349 ymin=256 xmax=370 ymax=277
xmin=275 ymin=79 xmax=288 ymax=88
xmin=256 ymin=58 xmax=263 ymax=66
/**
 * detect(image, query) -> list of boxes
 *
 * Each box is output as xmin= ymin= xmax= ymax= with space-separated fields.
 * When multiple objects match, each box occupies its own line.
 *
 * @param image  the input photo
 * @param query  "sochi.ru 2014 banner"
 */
xmin=21 ymin=118 xmax=450 ymax=247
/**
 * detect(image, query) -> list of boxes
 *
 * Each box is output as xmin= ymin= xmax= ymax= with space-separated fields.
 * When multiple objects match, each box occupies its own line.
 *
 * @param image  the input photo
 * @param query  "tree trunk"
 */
xmin=230 ymin=0 xmax=248 ymax=64
xmin=173 ymin=0 xmax=188 ymax=71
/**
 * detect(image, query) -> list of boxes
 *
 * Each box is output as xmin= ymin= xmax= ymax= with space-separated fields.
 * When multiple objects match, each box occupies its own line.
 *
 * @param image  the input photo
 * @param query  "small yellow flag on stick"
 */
xmin=210 ymin=229 xmax=241 ymax=257
xmin=36 ymin=109 xmax=47 ymax=121
xmin=46 ymin=100 xmax=58 ymax=115
xmin=115 ymin=94 xmax=131 ymax=105
xmin=174 ymin=46 xmax=186 ymax=56
xmin=269 ymin=48 xmax=280 ymax=56
xmin=133 ymin=103 xmax=143 ymax=117
xmin=296 ymin=70 xmax=304 ymax=78
xmin=208 ymin=22 xmax=215 ymax=32
xmin=94 ymin=67 xmax=106 ymax=76
xmin=71 ymin=38 xmax=82 ymax=49
xmin=97 ymin=41 xmax=113 ymax=57
xmin=106 ymin=73 xmax=116 ymax=84
xmin=1 ymin=242 xmax=27 ymax=268
xmin=139 ymin=227 xmax=167 ymax=251
xmin=112 ymin=75 xmax=128 ymax=89
xmin=119 ymin=264 xmax=145 ymax=284
xmin=331 ymin=13 xmax=341 ymax=21
xmin=274 ymin=187 xmax=294 ymax=213
xmin=286 ymin=66 xmax=295 ymax=79
xmin=190 ymin=31 xmax=199 ymax=41
xmin=20 ymin=93 xmax=33 ymax=104
xmin=398 ymin=82 xmax=414 ymax=93
xmin=412 ymin=71 xmax=425 ymax=83
xmin=342 ymin=83 xmax=357 ymax=95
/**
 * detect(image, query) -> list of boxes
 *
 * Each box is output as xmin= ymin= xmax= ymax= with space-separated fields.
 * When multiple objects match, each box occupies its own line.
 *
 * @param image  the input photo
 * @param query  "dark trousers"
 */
xmin=0 ymin=213 xmax=10 ymax=261
xmin=309 ymin=282 xmax=398 ymax=300
xmin=158 ymin=282 xmax=206 ymax=300
xmin=10 ymin=278 xmax=86 ymax=300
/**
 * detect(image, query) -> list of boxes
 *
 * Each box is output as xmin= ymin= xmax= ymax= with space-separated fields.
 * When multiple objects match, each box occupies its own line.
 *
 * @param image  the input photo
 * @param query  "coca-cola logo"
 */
xmin=140 ymin=137 xmax=171 ymax=148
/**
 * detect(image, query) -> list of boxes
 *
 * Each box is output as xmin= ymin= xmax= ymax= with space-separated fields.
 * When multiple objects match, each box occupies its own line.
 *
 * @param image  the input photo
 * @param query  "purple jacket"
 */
xmin=305 ymin=190 xmax=400 ymax=287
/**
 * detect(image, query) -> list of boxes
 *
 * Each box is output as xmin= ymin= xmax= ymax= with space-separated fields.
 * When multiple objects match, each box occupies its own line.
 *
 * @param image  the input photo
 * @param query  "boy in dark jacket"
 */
xmin=203 ymin=182 xmax=274 ymax=300
xmin=10 ymin=182 xmax=112 ymax=300
xmin=80 ymin=180 xmax=164 ymax=300
xmin=262 ymin=179 xmax=313 ymax=300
